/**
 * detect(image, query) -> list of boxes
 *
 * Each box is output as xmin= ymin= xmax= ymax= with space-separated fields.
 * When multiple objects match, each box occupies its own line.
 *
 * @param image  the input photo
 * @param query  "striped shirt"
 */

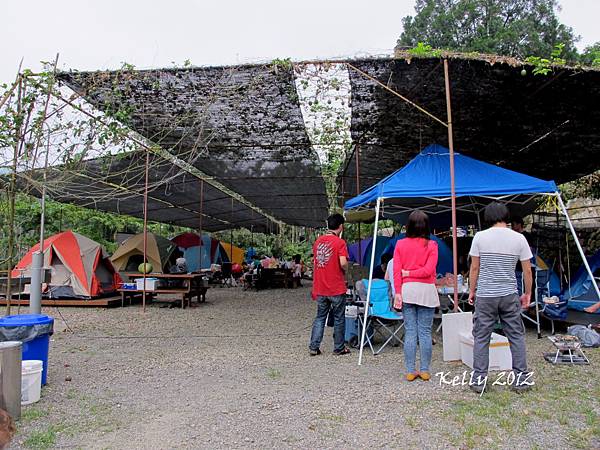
xmin=469 ymin=227 xmax=533 ymax=297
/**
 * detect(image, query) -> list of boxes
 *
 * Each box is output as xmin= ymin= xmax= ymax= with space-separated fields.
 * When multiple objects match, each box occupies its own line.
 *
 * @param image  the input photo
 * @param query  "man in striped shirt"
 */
xmin=468 ymin=202 xmax=533 ymax=394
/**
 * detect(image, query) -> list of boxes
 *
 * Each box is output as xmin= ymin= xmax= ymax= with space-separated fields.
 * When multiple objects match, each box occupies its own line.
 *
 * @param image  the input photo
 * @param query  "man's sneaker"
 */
xmin=309 ymin=348 xmax=322 ymax=356
xmin=511 ymin=383 xmax=532 ymax=394
xmin=333 ymin=347 xmax=351 ymax=355
xmin=469 ymin=383 xmax=485 ymax=394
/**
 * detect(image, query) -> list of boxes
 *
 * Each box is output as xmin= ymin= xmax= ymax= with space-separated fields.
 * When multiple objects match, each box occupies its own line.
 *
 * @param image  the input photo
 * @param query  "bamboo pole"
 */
xmin=443 ymin=59 xmax=459 ymax=311
xmin=355 ymin=142 xmax=362 ymax=262
xmin=142 ymin=149 xmax=150 ymax=312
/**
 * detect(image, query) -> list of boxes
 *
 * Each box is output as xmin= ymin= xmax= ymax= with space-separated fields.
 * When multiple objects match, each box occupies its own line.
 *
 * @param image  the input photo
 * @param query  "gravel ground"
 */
xmin=10 ymin=283 xmax=600 ymax=450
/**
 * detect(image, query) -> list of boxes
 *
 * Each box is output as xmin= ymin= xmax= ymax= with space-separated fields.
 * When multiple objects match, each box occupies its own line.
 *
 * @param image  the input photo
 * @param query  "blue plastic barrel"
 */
xmin=0 ymin=314 xmax=54 ymax=385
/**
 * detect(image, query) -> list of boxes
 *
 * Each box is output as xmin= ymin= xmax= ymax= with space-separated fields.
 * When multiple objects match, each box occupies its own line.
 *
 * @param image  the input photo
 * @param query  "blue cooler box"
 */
xmin=0 ymin=314 xmax=54 ymax=385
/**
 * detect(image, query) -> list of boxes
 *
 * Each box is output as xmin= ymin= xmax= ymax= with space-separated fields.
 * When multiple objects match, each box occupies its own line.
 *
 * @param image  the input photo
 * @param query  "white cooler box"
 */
xmin=459 ymin=331 xmax=512 ymax=371
xmin=135 ymin=278 xmax=159 ymax=291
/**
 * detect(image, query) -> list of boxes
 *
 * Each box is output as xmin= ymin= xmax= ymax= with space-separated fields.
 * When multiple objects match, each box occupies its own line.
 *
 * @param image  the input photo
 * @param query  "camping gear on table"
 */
xmin=12 ymin=231 xmax=120 ymax=299
xmin=0 ymin=341 xmax=22 ymax=420
xmin=0 ymin=314 xmax=54 ymax=385
xmin=111 ymin=232 xmax=176 ymax=274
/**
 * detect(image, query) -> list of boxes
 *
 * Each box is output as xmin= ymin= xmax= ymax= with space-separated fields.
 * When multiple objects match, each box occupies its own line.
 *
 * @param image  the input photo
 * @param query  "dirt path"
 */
xmin=11 ymin=283 xmax=600 ymax=449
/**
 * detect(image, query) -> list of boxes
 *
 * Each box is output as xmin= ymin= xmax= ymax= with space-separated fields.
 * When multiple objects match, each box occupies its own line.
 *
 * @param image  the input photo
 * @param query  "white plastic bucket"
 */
xmin=21 ymin=360 xmax=43 ymax=405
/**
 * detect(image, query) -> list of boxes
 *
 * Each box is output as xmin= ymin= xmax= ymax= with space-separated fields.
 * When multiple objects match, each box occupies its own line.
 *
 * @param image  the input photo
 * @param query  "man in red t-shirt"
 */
xmin=309 ymin=213 xmax=350 ymax=356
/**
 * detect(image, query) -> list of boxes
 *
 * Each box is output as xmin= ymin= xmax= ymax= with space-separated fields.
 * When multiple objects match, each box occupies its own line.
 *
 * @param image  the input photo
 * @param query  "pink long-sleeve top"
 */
xmin=393 ymin=237 xmax=438 ymax=292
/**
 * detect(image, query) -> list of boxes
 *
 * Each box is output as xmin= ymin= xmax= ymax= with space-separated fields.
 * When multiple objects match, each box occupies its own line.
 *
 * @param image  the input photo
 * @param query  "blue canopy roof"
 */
xmin=344 ymin=144 xmax=558 ymax=210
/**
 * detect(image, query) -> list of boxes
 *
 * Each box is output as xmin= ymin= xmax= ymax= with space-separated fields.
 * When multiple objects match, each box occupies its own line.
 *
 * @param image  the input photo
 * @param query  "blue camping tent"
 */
xmin=348 ymin=236 xmax=394 ymax=267
xmin=347 ymin=237 xmax=373 ymax=265
xmin=563 ymin=249 xmax=600 ymax=312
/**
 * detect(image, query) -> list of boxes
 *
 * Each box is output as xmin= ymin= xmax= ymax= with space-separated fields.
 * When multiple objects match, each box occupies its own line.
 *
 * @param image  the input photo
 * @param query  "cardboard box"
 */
xmin=459 ymin=331 xmax=512 ymax=371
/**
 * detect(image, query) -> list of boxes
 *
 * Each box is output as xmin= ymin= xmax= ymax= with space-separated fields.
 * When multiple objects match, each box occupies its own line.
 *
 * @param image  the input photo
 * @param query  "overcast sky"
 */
xmin=2 ymin=0 xmax=599 ymax=85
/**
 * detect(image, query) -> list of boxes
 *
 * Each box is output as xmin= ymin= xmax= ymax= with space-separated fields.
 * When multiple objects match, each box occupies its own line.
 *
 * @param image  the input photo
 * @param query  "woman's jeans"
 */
xmin=309 ymin=295 xmax=346 ymax=352
xmin=402 ymin=303 xmax=435 ymax=373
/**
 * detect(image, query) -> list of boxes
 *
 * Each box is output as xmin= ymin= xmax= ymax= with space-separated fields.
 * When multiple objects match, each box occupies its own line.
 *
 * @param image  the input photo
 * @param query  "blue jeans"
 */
xmin=309 ymin=295 xmax=346 ymax=352
xmin=402 ymin=303 xmax=435 ymax=373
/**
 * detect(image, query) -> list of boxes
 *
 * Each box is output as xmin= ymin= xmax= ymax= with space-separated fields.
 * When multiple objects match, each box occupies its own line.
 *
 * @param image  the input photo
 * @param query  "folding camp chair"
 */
xmin=358 ymin=279 xmax=404 ymax=355
xmin=521 ymin=268 xmax=550 ymax=338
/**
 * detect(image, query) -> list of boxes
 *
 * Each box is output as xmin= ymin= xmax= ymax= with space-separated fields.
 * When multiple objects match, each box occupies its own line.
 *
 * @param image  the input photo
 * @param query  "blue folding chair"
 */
xmin=359 ymin=279 xmax=404 ymax=355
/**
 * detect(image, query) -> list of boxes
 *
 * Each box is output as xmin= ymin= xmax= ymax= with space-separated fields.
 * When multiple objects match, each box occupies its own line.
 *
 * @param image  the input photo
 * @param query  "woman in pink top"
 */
xmin=393 ymin=210 xmax=439 ymax=382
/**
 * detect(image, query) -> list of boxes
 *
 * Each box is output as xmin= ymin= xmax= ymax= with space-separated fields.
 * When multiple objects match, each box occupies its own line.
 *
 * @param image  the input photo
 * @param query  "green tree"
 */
xmin=580 ymin=41 xmax=600 ymax=66
xmin=398 ymin=0 xmax=579 ymax=61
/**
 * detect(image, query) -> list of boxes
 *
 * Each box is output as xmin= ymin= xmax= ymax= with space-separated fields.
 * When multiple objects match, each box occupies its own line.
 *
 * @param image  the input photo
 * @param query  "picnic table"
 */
xmin=119 ymin=273 xmax=209 ymax=308
xmin=247 ymin=267 xmax=293 ymax=290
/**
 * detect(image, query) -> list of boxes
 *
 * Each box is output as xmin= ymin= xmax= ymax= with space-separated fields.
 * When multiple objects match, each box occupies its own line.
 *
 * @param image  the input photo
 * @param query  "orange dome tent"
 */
xmin=12 ymin=231 xmax=121 ymax=299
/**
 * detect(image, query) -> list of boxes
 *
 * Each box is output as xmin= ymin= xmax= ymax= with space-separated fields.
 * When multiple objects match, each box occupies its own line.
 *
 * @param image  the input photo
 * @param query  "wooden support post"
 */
xmin=444 ymin=59 xmax=459 ymax=311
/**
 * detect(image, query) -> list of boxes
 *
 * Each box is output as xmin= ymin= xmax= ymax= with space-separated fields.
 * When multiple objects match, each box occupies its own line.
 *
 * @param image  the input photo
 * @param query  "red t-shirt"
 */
xmin=312 ymin=233 xmax=348 ymax=299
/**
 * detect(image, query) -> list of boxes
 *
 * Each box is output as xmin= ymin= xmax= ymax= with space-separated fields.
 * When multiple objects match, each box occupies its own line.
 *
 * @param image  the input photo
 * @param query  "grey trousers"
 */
xmin=473 ymin=293 xmax=528 ymax=379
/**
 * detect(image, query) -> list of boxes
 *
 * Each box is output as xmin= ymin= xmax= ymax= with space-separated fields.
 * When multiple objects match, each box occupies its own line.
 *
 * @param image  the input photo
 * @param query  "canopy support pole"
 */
xmin=443 ymin=59 xmax=459 ymax=311
xmin=355 ymin=142 xmax=361 ymax=261
xmin=142 ymin=149 xmax=150 ymax=313
xmin=230 ymin=198 xmax=234 ymax=263
xmin=199 ymin=180 xmax=204 ymax=272
xmin=358 ymin=197 xmax=381 ymax=365
xmin=556 ymin=193 xmax=600 ymax=302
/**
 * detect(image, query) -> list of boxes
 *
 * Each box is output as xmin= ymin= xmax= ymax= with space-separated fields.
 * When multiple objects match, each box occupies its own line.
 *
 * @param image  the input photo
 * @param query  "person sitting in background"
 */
xmin=170 ymin=257 xmax=188 ymax=274
xmin=584 ymin=301 xmax=600 ymax=314
xmin=373 ymin=253 xmax=392 ymax=280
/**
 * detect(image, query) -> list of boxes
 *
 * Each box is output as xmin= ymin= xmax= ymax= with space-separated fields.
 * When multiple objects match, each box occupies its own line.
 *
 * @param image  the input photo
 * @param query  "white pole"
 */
xmin=358 ymin=197 xmax=381 ymax=365
xmin=556 ymin=193 xmax=600 ymax=302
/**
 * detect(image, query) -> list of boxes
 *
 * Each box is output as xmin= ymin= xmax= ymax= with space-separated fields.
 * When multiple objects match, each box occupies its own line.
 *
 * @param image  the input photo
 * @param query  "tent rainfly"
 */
xmin=344 ymin=144 xmax=600 ymax=365
xmin=12 ymin=230 xmax=121 ymax=298
xmin=111 ymin=232 xmax=176 ymax=273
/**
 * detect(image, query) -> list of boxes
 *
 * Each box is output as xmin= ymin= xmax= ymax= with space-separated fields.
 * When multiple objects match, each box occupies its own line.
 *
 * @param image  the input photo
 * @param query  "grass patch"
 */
xmin=266 ymin=368 xmax=281 ymax=380
xmin=21 ymin=407 xmax=48 ymax=422
xmin=24 ymin=424 xmax=67 ymax=450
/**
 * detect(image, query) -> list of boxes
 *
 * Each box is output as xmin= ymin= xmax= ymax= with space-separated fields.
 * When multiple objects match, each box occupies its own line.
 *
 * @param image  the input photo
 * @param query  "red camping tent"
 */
xmin=12 ymin=231 xmax=121 ymax=298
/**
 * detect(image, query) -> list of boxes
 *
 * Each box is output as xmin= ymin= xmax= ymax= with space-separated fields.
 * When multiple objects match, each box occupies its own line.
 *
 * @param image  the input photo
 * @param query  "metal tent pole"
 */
xmin=556 ymin=194 xmax=600 ymax=301
xmin=358 ymin=197 xmax=381 ymax=366
xmin=444 ymin=59 xmax=459 ymax=311
xmin=355 ymin=143 xmax=362 ymax=261
xmin=199 ymin=180 xmax=204 ymax=272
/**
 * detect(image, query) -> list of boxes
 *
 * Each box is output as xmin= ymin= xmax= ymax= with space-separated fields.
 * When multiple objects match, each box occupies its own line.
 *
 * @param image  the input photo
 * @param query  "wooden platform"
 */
xmin=0 ymin=295 xmax=128 ymax=308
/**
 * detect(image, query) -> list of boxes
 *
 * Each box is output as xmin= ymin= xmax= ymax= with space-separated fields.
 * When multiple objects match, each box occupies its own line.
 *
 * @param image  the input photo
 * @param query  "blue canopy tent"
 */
xmin=345 ymin=144 xmax=600 ymax=363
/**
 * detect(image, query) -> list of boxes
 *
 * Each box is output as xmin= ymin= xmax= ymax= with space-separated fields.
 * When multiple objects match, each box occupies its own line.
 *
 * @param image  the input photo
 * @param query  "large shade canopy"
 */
xmin=53 ymin=63 xmax=329 ymax=231
xmin=340 ymin=54 xmax=600 ymax=200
